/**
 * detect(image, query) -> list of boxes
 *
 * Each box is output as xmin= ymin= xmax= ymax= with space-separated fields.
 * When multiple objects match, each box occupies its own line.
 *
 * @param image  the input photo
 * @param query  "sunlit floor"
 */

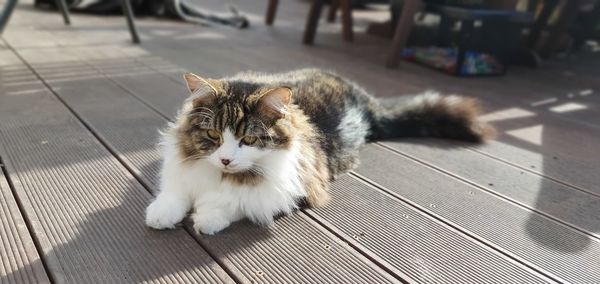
xmin=1 ymin=0 xmax=600 ymax=283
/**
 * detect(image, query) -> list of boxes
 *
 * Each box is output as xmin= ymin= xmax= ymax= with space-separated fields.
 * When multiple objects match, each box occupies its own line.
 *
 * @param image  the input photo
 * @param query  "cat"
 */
xmin=145 ymin=69 xmax=495 ymax=235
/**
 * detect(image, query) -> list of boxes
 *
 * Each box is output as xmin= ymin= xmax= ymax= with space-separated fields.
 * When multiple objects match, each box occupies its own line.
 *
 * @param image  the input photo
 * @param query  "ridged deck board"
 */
xmin=16 ymin=48 xmax=402 ymax=284
xmin=474 ymin=104 xmax=600 ymax=193
xmin=197 ymin=214 xmax=400 ymax=284
xmin=308 ymin=175 xmax=554 ymax=284
xmin=0 ymin=50 xmax=233 ymax=284
xmin=476 ymin=138 xmax=599 ymax=195
xmin=103 ymin=71 xmax=187 ymax=119
xmin=0 ymin=49 xmax=52 ymax=284
xmin=68 ymin=46 xmax=558 ymax=284
xmin=357 ymin=144 xmax=600 ymax=284
xmin=378 ymin=139 xmax=600 ymax=237
xmin=0 ymin=164 xmax=50 ymax=284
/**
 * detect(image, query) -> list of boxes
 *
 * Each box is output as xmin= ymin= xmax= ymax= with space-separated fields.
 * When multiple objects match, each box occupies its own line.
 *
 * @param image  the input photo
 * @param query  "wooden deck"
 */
xmin=1 ymin=0 xmax=600 ymax=283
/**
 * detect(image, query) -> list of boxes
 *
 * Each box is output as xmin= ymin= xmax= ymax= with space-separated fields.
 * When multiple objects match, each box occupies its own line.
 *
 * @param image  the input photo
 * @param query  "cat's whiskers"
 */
xmin=188 ymin=112 xmax=213 ymax=120
xmin=177 ymin=153 xmax=205 ymax=164
xmin=188 ymin=112 xmax=214 ymax=127
xmin=256 ymin=136 xmax=265 ymax=146
xmin=251 ymin=162 xmax=279 ymax=178
xmin=257 ymin=121 xmax=275 ymax=144
xmin=188 ymin=112 xmax=212 ymax=117
xmin=188 ymin=107 xmax=214 ymax=118
xmin=194 ymin=106 xmax=214 ymax=115
xmin=248 ymin=166 xmax=266 ymax=177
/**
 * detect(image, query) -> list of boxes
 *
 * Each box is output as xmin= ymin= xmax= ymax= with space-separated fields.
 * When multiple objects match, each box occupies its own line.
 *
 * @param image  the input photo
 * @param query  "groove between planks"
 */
xmin=0 ymin=161 xmax=51 ymax=284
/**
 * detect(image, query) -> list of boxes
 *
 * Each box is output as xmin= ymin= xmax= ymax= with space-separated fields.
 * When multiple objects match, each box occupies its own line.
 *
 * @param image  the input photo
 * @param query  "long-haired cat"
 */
xmin=145 ymin=69 xmax=495 ymax=235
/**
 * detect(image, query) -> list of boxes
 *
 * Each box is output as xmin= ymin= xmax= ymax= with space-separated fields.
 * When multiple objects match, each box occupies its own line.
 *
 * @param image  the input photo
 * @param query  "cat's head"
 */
xmin=175 ymin=73 xmax=294 ymax=174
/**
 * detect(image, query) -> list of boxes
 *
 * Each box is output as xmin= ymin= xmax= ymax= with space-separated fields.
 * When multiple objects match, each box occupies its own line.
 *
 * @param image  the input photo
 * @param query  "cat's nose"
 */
xmin=220 ymin=159 xmax=231 ymax=166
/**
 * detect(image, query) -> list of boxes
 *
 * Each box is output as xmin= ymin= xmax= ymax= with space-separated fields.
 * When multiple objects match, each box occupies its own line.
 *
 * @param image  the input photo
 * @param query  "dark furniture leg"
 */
xmin=327 ymin=0 xmax=339 ymax=23
xmin=456 ymin=19 xmax=474 ymax=74
xmin=340 ymin=0 xmax=352 ymax=41
xmin=303 ymin=0 xmax=325 ymax=45
xmin=0 ymin=0 xmax=18 ymax=35
xmin=266 ymin=0 xmax=278 ymax=25
xmin=121 ymin=0 xmax=140 ymax=43
xmin=539 ymin=0 xmax=581 ymax=57
xmin=55 ymin=0 xmax=70 ymax=25
xmin=526 ymin=0 xmax=560 ymax=49
xmin=386 ymin=0 xmax=422 ymax=68
xmin=436 ymin=15 xmax=453 ymax=46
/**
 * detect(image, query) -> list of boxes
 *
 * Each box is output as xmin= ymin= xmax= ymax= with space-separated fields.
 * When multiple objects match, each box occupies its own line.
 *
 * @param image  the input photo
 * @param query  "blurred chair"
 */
xmin=386 ymin=0 xmax=533 ymax=68
xmin=303 ymin=0 xmax=354 ymax=43
xmin=0 ymin=0 xmax=140 ymax=43
xmin=265 ymin=0 xmax=353 ymax=43
xmin=263 ymin=0 xmax=540 ymax=69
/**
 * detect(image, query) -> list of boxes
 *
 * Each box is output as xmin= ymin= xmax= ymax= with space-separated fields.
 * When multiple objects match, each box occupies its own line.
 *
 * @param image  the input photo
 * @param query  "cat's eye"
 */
xmin=207 ymin=129 xmax=220 ymax=140
xmin=241 ymin=136 xmax=257 ymax=145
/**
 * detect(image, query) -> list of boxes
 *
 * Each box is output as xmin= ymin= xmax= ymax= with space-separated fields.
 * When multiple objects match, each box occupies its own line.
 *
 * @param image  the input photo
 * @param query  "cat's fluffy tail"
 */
xmin=367 ymin=92 xmax=496 ymax=143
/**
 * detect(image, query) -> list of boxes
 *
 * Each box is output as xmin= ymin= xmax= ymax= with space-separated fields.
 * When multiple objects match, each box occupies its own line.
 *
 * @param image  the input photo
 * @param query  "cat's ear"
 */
xmin=183 ymin=73 xmax=217 ymax=105
xmin=257 ymin=87 xmax=292 ymax=120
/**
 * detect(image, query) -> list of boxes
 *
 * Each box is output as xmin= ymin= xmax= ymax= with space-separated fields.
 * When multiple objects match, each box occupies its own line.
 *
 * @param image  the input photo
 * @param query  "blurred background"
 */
xmin=2 ymin=0 xmax=599 ymax=77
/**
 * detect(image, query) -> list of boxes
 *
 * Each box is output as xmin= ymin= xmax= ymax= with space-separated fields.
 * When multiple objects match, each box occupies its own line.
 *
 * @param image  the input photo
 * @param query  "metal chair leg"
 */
xmin=0 ymin=0 xmax=18 ymax=35
xmin=327 ymin=0 xmax=339 ymax=22
xmin=55 ymin=0 xmax=70 ymax=25
xmin=121 ymin=0 xmax=140 ymax=43
xmin=340 ymin=0 xmax=352 ymax=42
xmin=303 ymin=0 xmax=325 ymax=45
xmin=266 ymin=0 xmax=278 ymax=25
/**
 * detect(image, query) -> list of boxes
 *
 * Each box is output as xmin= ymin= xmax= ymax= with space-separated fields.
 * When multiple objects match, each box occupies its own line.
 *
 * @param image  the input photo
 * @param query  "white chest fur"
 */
xmin=146 ymin=136 xmax=307 ymax=235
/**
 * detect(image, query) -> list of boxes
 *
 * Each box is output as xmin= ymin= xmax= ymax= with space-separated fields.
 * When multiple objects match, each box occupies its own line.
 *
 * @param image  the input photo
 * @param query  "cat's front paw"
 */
xmin=192 ymin=213 xmax=231 ymax=235
xmin=145 ymin=198 xmax=188 ymax=230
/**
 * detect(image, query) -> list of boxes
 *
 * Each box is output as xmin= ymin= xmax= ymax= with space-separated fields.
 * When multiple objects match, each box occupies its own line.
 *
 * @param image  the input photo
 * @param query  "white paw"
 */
xmin=145 ymin=198 xmax=188 ymax=230
xmin=192 ymin=213 xmax=231 ymax=235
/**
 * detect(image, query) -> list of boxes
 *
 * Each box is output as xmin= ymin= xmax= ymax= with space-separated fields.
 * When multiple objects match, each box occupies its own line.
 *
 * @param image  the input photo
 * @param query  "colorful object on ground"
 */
xmin=401 ymin=47 xmax=504 ymax=76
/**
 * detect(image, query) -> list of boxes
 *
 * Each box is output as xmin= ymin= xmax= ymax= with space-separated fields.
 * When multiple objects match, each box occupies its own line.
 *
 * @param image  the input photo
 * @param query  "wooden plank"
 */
xmin=0 ymin=163 xmax=51 ymax=284
xmin=357 ymin=144 xmax=600 ymax=284
xmin=0 ymin=49 xmax=233 ymax=284
xmin=0 ymin=50 xmax=52 ymax=284
xmin=198 ymin=214 xmax=401 ymax=284
xmin=75 ymin=47 xmax=557 ymax=284
xmin=309 ymin=175 xmax=555 ymax=284
xmin=378 ymin=139 xmax=600 ymax=237
xmin=18 ymin=47 xmax=402 ymax=284
xmin=478 ymin=111 xmax=600 ymax=194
